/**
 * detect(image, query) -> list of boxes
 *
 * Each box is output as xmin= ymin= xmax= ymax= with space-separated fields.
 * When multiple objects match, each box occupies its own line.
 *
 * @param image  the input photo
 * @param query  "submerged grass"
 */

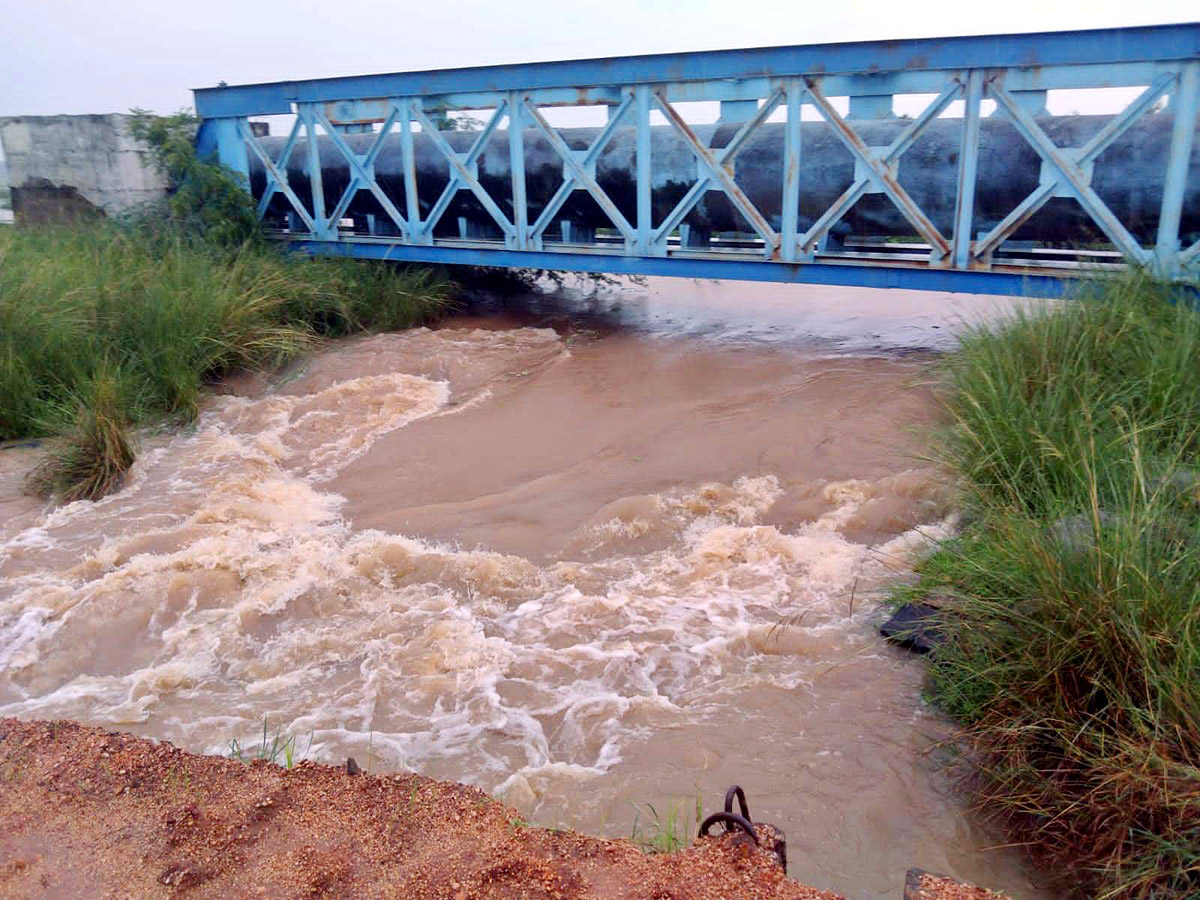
xmin=0 ymin=224 xmax=455 ymax=499
xmin=629 ymin=792 xmax=704 ymax=854
xmin=904 ymin=274 xmax=1200 ymax=898
xmin=228 ymin=720 xmax=312 ymax=769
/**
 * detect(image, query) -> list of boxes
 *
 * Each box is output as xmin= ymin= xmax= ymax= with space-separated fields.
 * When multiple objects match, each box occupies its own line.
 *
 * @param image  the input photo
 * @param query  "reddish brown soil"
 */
xmin=0 ymin=719 xmax=841 ymax=899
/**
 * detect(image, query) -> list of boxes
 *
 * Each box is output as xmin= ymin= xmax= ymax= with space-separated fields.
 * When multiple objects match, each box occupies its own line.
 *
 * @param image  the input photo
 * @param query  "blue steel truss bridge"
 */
xmin=195 ymin=23 xmax=1200 ymax=297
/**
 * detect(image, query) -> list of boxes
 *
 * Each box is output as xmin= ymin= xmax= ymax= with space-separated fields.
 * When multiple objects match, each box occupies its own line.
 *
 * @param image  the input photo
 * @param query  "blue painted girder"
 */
xmin=193 ymin=23 xmax=1200 ymax=295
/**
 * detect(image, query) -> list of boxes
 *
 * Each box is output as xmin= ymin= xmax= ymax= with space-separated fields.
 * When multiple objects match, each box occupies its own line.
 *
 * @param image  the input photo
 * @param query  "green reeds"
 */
xmin=1 ymin=224 xmax=455 ymax=500
xmin=629 ymin=792 xmax=705 ymax=854
xmin=228 ymin=720 xmax=311 ymax=769
xmin=907 ymin=273 xmax=1200 ymax=897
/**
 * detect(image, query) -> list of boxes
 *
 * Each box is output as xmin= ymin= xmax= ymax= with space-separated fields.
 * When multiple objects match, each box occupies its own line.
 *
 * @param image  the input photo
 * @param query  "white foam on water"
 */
xmin=0 ymin=328 xmax=952 ymax=804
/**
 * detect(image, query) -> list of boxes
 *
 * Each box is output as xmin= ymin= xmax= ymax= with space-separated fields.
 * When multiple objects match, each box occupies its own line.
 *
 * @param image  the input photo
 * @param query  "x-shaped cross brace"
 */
xmin=976 ymin=75 xmax=1173 ymax=266
xmin=241 ymin=117 xmax=318 ymax=234
xmin=522 ymin=93 xmax=638 ymax=248
xmin=800 ymin=79 xmax=959 ymax=260
xmin=313 ymin=106 xmax=411 ymax=241
xmin=410 ymin=102 xmax=516 ymax=243
xmin=651 ymin=89 xmax=784 ymax=256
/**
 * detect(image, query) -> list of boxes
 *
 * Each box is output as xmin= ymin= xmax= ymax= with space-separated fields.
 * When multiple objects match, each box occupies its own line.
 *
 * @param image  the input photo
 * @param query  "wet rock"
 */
xmin=158 ymin=861 xmax=211 ymax=889
xmin=1049 ymin=511 xmax=1116 ymax=554
xmin=880 ymin=603 xmax=943 ymax=655
xmin=1150 ymin=468 xmax=1200 ymax=505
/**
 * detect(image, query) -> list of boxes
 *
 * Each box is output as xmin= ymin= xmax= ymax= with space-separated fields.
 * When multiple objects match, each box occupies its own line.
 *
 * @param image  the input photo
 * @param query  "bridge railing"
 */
xmin=194 ymin=24 xmax=1200 ymax=296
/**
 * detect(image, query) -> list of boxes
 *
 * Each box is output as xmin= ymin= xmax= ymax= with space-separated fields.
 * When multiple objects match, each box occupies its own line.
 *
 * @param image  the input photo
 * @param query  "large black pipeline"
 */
xmin=249 ymin=113 xmax=1199 ymax=244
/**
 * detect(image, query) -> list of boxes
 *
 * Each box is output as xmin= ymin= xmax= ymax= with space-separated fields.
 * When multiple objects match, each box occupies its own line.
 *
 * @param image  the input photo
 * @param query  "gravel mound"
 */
xmin=0 ymin=718 xmax=840 ymax=899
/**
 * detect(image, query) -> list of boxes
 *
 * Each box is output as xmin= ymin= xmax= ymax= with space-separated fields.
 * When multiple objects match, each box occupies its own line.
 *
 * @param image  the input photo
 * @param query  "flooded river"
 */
xmin=0 ymin=278 xmax=1049 ymax=898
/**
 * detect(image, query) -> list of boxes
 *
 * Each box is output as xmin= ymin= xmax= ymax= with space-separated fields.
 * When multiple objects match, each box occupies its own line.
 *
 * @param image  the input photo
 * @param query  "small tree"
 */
xmin=129 ymin=109 xmax=259 ymax=247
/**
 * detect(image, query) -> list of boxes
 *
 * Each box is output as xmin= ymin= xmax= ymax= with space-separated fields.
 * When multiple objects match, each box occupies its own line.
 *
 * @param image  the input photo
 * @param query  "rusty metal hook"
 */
xmin=699 ymin=785 xmax=787 ymax=873
xmin=724 ymin=785 xmax=751 ymax=821
xmin=698 ymin=811 xmax=759 ymax=845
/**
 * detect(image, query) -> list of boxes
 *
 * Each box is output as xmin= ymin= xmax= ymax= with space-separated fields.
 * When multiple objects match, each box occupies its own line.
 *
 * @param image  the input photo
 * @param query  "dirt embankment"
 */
xmin=0 ymin=718 xmax=837 ymax=900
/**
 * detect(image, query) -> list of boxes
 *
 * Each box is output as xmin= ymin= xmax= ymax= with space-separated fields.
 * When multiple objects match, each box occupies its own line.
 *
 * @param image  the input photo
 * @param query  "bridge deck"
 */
xmin=194 ymin=24 xmax=1200 ymax=296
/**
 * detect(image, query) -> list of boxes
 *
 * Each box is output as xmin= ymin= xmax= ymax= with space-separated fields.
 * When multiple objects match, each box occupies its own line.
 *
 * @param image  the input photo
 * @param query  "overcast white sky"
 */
xmin=0 ymin=0 xmax=1195 ymax=117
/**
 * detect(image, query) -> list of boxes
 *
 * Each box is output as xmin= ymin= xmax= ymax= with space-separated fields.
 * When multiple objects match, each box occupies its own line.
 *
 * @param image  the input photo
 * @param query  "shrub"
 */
xmin=127 ymin=110 xmax=259 ymax=247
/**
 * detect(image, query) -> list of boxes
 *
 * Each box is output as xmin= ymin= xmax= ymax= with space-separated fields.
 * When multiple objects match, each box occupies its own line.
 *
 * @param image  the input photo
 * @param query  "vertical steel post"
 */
xmin=635 ymin=85 xmax=652 ymax=254
xmin=210 ymin=117 xmax=251 ymax=186
xmin=781 ymin=79 xmax=803 ymax=263
xmin=951 ymin=70 xmax=984 ymax=269
xmin=508 ymin=92 xmax=528 ymax=250
xmin=300 ymin=105 xmax=331 ymax=239
xmin=399 ymin=98 xmax=424 ymax=243
xmin=1156 ymin=62 xmax=1200 ymax=275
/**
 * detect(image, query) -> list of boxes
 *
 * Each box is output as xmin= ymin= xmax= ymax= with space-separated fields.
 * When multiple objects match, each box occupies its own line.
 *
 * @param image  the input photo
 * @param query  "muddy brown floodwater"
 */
xmin=0 ymin=278 xmax=1052 ymax=899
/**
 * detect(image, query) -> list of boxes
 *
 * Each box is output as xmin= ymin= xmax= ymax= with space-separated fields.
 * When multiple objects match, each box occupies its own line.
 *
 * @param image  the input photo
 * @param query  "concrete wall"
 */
xmin=0 ymin=155 xmax=11 ymax=225
xmin=0 ymin=114 xmax=168 ymax=225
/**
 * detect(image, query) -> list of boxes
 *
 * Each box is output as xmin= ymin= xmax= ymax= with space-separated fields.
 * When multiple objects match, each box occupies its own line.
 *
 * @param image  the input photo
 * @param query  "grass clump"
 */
xmin=26 ymin=367 xmax=138 ymax=502
xmin=629 ymin=792 xmax=704 ymax=854
xmin=229 ymin=720 xmax=311 ymax=769
xmin=0 ymin=225 xmax=454 ymax=500
xmin=907 ymin=274 xmax=1200 ymax=898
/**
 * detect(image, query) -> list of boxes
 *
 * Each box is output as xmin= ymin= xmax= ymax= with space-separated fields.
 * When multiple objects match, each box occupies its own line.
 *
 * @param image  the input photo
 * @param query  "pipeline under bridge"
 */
xmin=194 ymin=23 xmax=1200 ymax=296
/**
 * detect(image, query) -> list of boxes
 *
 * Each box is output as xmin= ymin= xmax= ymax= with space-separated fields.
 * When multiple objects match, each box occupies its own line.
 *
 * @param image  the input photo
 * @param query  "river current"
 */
xmin=0 ymin=278 xmax=1050 ymax=898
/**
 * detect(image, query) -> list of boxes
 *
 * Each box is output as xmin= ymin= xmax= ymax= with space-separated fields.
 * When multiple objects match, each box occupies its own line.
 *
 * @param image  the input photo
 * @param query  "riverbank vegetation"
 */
xmin=903 ymin=275 xmax=1200 ymax=897
xmin=0 ymin=226 xmax=454 ymax=501
xmin=0 ymin=114 xmax=454 ymax=501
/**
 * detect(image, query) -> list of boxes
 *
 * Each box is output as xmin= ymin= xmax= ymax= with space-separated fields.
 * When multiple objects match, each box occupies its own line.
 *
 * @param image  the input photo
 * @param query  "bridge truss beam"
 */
xmin=195 ymin=24 xmax=1200 ymax=297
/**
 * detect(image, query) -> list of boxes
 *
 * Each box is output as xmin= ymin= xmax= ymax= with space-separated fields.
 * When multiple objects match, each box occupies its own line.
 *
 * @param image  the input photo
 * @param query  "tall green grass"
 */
xmin=228 ymin=720 xmax=311 ymax=769
xmin=0 ymin=225 xmax=454 ymax=499
xmin=907 ymin=275 xmax=1200 ymax=898
xmin=629 ymin=793 xmax=705 ymax=854
xmin=25 ymin=366 xmax=138 ymax=503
